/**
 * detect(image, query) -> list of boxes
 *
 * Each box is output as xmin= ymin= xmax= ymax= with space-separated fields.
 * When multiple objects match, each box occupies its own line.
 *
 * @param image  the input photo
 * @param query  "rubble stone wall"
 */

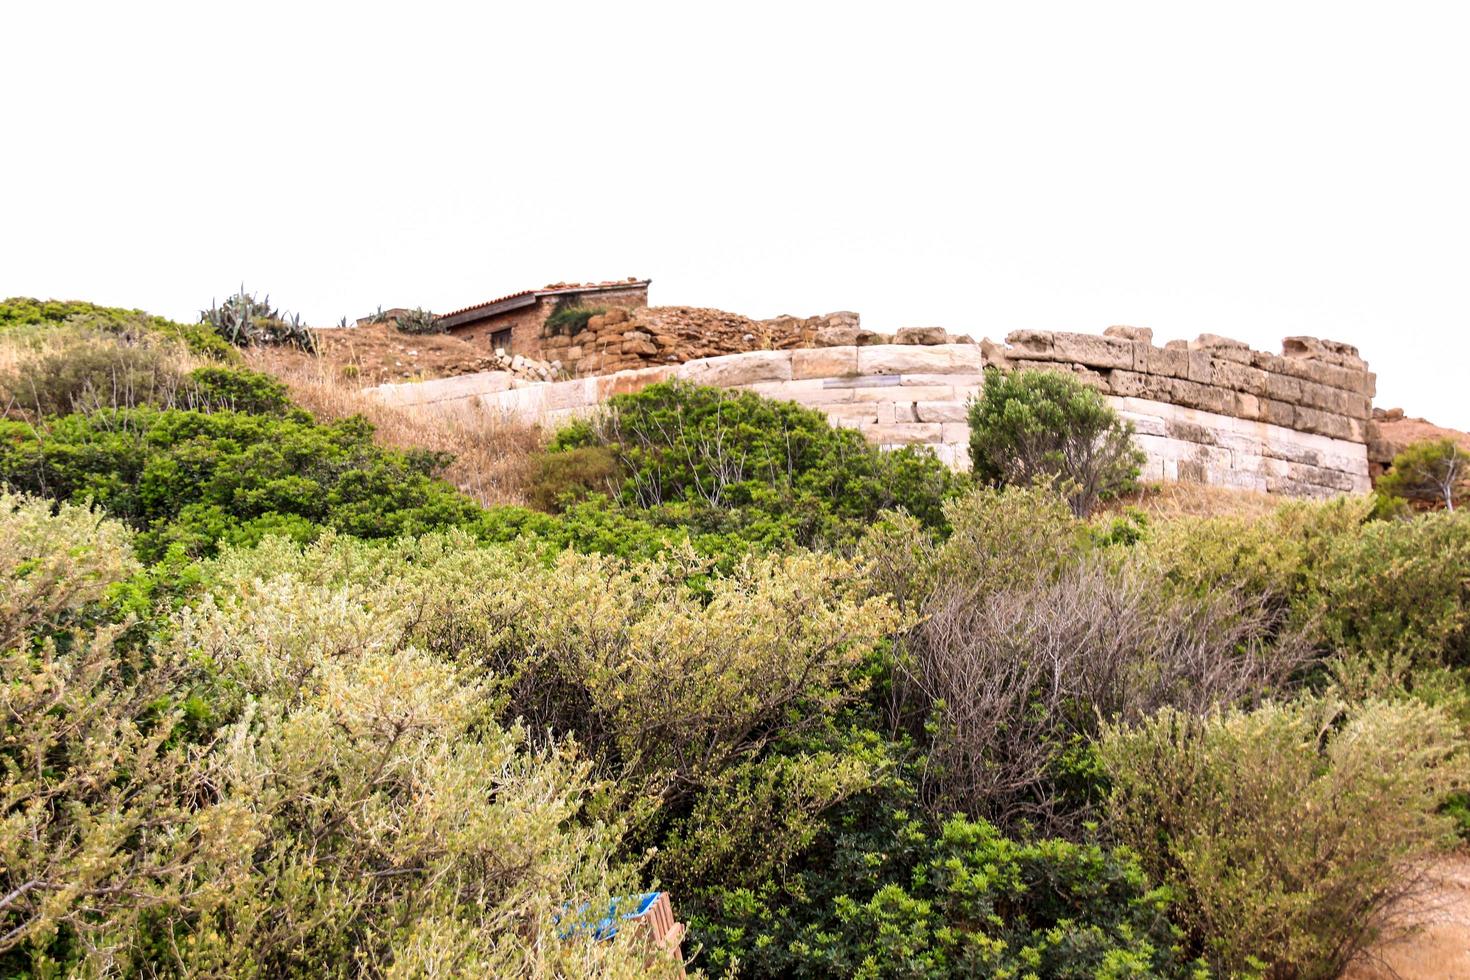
xmin=366 ymin=329 xmax=1375 ymax=498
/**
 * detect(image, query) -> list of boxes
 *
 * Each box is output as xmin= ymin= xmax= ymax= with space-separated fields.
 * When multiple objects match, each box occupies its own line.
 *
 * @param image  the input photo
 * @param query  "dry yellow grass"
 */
xmin=1103 ymin=480 xmax=1286 ymax=521
xmin=245 ymin=348 xmax=545 ymax=507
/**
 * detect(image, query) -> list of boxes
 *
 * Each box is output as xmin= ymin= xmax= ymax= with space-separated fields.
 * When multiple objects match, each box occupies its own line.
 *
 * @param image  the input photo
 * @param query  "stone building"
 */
xmin=435 ymin=279 xmax=651 ymax=356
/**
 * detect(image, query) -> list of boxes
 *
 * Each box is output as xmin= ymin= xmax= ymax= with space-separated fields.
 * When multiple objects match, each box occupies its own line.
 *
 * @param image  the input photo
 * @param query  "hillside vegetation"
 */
xmin=3 ymin=297 xmax=1470 ymax=978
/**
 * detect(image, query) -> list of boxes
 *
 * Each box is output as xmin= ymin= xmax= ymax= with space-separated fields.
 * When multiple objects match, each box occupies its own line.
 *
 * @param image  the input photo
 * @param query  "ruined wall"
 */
xmin=536 ymin=308 xmax=873 ymax=377
xmin=366 ymin=329 xmax=1375 ymax=498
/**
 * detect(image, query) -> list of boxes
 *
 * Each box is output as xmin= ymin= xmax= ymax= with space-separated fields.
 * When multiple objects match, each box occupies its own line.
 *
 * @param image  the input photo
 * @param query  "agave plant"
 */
xmin=393 ymin=307 xmax=442 ymax=335
xmin=200 ymin=285 xmax=316 ymax=352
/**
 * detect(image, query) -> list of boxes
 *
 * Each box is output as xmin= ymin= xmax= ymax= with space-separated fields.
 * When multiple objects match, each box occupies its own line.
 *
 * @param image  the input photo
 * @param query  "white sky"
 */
xmin=4 ymin=1 xmax=1468 ymax=426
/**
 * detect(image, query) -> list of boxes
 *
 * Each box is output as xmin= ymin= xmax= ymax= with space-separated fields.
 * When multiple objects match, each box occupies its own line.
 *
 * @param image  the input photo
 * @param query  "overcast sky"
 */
xmin=4 ymin=2 xmax=1467 ymax=426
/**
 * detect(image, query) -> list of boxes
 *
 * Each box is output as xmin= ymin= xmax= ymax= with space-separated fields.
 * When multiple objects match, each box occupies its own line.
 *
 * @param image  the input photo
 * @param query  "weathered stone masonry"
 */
xmin=366 ymin=328 xmax=1375 ymax=498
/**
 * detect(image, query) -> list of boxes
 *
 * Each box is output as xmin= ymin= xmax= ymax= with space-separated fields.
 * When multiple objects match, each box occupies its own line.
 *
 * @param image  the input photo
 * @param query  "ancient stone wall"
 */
xmin=366 ymin=328 xmax=1375 ymax=498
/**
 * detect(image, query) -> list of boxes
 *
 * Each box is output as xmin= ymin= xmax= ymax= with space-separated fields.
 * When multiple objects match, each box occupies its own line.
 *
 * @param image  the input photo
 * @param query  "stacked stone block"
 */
xmin=366 ymin=329 xmax=1375 ymax=499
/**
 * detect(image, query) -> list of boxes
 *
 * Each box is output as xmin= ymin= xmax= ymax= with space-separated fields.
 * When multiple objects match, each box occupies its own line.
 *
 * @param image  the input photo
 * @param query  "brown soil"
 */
xmin=1346 ymin=855 xmax=1470 ymax=979
xmin=292 ymin=324 xmax=503 ymax=387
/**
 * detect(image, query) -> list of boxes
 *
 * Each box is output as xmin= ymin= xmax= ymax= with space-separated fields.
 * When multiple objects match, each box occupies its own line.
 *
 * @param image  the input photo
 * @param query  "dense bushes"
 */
xmin=551 ymin=381 xmax=961 ymax=548
xmin=8 ymin=304 xmax=1470 ymax=977
xmin=1100 ymin=698 xmax=1466 ymax=978
xmin=0 ymin=407 xmax=483 ymax=559
xmin=968 ymin=367 xmax=1144 ymax=516
xmin=692 ymin=798 xmax=1196 ymax=978
xmin=0 ymin=495 xmax=669 ymax=977
xmin=0 ymin=297 xmax=236 ymax=359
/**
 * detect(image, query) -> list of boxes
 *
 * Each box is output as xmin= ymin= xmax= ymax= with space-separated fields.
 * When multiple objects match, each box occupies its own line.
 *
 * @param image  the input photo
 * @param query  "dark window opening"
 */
xmin=490 ymin=328 xmax=512 ymax=352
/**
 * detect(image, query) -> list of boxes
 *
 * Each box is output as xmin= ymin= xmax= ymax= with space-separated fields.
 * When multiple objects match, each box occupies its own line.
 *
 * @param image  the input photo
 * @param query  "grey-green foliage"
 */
xmin=393 ymin=307 xmax=442 ymax=335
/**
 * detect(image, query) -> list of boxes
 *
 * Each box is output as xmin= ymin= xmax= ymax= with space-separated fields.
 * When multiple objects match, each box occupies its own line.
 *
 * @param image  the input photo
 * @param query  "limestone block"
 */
xmin=1259 ymin=399 xmax=1297 ymax=428
xmin=1234 ymin=392 xmax=1261 ymax=420
xmin=1164 ymin=418 xmax=1219 ymax=446
xmin=1185 ymin=351 xmax=1214 ymax=385
xmin=895 ymin=326 xmax=949 ymax=345
xmin=875 ymin=402 xmax=897 ymax=425
xmin=1138 ymin=345 xmax=1190 ymax=379
xmin=857 ymin=344 xmax=986 ymax=376
xmin=1171 ymin=378 xmax=1234 ymax=415
xmin=765 ymin=385 xmax=857 ymax=406
xmin=917 ymin=401 xmax=969 ymax=423
xmin=862 ymin=422 xmax=943 ymax=444
xmin=1105 ymin=325 xmax=1154 ymax=344
xmin=822 ymin=403 xmax=881 ymax=424
xmin=1265 ymin=373 xmax=1303 ymax=403
xmin=815 ymin=323 xmax=862 ymax=346
xmin=856 ymin=330 xmax=894 ymax=346
xmin=1113 ymin=409 xmax=1167 ymax=438
xmin=829 ymin=374 xmax=901 ymax=389
xmin=739 ymin=379 xmax=827 ymax=400
xmin=1049 ymin=332 xmax=1134 ymax=370
xmin=678 ymin=350 xmax=792 ymax=387
xmin=1005 ymin=330 xmax=1055 ymax=359
xmin=1211 ymin=360 xmax=1269 ymax=396
xmin=543 ymin=378 xmax=591 ymax=411
xmin=940 ymin=422 xmax=972 ymax=444
xmin=893 ymin=403 xmax=918 ymax=423
xmin=852 ymin=384 xmax=953 ymax=402
xmin=1293 ymin=406 xmax=1354 ymax=441
xmin=901 ymin=373 xmax=987 ymax=388
xmin=792 ymin=346 xmax=858 ymax=379
xmin=1107 ymin=370 xmax=1148 ymax=398
xmin=596 ymin=365 xmax=678 ymax=398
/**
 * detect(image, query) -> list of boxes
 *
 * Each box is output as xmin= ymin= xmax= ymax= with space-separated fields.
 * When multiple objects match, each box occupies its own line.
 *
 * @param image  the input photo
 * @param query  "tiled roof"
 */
xmin=438 ymin=278 xmax=650 ymax=323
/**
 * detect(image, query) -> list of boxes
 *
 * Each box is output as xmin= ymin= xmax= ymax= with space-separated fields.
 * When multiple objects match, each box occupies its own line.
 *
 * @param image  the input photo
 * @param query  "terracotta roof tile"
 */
xmin=438 ymin=278 xmax=650 ymax=322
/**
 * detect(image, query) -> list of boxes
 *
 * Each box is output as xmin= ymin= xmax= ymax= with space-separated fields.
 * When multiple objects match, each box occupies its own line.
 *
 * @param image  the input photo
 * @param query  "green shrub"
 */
xmin=1098 ymin=697 xmax=1467 ymax=978
xmin=1377 ymin=437 xmax=1470 ymax=511
xmin=1307 ymin=510 xmax=1470 ymax=670
xmin=546 ymin=305 xmax=605 ymax=337
xmin=184 ymin=365 xmax=292 ymax=415
xmin=528 ymin=444 xmax=624 ymax=511
xmin=555 ymin=381 xmax=961 ymax=549
xmin=968 ymin=367 xmax=1144 ymax=516
xmin=0 ymin=297 xmax=235 ymax=359
xmin=0 ymin=407 xmax=484 ymax=559
xmin=689 ymin=783 xmax=1197 ymax=978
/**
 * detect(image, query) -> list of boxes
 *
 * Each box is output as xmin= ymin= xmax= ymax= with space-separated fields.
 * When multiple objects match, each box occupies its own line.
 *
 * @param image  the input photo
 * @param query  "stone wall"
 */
xmin=366 ymin=329 xmax=1375 ymax=498
xmin=538 ymin=307 xmax=874 ymax=377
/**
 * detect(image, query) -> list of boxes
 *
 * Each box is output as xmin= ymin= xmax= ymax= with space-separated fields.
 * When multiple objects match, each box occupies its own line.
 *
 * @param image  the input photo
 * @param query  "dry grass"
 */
xmin=245 ymin=348 xmax=545 ymax=507
xmin=1344 ymin=853 xmax=1470 ymax=979
xmin=1104 ymin=480 xmax=1285 ymax=522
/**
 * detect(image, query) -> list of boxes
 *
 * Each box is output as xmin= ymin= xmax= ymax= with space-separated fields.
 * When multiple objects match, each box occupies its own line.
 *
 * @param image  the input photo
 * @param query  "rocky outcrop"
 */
xmin=1367 ymin=408 xmax=1470 ymax=478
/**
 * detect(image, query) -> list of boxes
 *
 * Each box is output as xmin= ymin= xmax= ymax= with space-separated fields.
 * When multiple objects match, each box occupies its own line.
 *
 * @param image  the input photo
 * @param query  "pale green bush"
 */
xmin=0 ymin=498 xmax=678 ymax=977
xmin=1098 ymin=697 xmax=1468 ymax=978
